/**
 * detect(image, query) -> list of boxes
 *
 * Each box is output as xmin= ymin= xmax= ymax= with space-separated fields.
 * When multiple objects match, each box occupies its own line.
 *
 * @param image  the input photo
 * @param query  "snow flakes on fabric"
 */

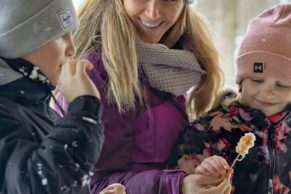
xmin=81 ymin=117 xmax=98 ymax=125
xmin=29 ymin=66 xmax=47 ymax=83
xmin=81 ymin=174 xmax=90 ymax=187
xmin=36 ymin=163 xmax=48 ymax=186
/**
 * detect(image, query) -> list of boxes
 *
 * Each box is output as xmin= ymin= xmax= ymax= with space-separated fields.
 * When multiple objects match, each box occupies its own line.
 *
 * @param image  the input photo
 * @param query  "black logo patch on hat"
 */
xmin=57 ymin=9 xmax=74 ymax=29
xmin=253 ymin=62 xmax=264 ymax=73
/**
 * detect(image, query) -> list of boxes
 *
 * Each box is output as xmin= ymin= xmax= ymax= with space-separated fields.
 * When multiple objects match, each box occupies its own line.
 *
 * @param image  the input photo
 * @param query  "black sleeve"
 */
xmin=0 ymin=96 xmax=104 ymax=194
xmin=167 ymin=124 xmax=211 ymax=168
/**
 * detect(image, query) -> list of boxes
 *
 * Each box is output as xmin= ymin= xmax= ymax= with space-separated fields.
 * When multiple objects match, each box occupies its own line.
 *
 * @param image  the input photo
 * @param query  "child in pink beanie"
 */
xmin=169 ymin=4 xmax=291 ymax=194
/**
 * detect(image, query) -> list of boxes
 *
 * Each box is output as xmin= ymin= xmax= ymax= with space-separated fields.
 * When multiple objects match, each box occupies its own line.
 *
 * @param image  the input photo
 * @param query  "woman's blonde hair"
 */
xmin=74 ymin=0 xmax=223 ymax=116
xmin=182 ymin=9 xmax=224 ymax=118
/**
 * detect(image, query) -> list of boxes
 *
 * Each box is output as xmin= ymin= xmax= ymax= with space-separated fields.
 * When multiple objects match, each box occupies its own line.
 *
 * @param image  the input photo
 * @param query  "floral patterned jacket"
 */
xmin=171 ymin=99 xmax=291 ymax=194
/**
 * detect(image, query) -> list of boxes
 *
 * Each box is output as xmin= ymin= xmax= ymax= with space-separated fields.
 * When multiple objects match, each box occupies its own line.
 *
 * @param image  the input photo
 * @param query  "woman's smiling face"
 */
xmin=123 ymin=0 xmax=185 ymax=43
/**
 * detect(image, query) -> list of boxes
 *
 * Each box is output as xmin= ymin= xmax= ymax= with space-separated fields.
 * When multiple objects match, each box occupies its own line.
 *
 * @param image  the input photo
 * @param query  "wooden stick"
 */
xmin=227 ymin=154 xmax=242 ymax=175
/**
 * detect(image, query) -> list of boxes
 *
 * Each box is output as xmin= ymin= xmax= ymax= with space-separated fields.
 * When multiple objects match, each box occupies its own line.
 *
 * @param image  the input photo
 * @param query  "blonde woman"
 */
xmin=72 ymin=0 xmax=223 ymax=193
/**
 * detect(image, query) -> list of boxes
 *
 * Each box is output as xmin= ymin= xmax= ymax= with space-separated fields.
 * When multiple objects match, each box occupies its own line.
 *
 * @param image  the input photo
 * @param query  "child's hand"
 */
xmin=99 ymin=183 xmax=126 ymax=194
xmin=195 ymin=155 xmax=229 ymax=177
xmin=181 ymin=173 xmax=232 ymax=194
xmin=178 ymin=154 xmax=201 ymax=174
xmin=58 ymin=60 xmax=100 ymax=102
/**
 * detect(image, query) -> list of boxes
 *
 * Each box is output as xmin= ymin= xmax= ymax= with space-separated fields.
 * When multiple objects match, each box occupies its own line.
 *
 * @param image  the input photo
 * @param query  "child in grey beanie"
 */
xmin=0 ymin=0 xmax=125 ymax=193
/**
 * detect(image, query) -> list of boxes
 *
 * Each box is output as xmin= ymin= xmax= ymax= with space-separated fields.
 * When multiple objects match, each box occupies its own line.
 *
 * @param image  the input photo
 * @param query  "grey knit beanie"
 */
xmin=0 ymin=0 xmax=78 ymax=59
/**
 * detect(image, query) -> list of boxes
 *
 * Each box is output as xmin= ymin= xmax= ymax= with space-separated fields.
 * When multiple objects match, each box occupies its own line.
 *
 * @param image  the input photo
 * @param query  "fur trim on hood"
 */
xmin=211 ymin=88 xmax=238 ymax=110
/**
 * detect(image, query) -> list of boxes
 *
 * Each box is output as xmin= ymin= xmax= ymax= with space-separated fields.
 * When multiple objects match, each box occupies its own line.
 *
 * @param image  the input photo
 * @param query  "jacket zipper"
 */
xmin=267 ymin=124 xmax=276 ymax=194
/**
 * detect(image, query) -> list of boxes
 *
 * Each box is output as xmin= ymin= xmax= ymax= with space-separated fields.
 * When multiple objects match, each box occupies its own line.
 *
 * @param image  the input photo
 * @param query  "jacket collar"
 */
xmin=0 ymin=57 xmax=52 ymax=106
xmin=0 ymin=57 xmax=23 ymax=86
xmin=216 ymin=91 xmax=291 ymax=129
xmin=234 ymin=102 xmax=291 ymax=129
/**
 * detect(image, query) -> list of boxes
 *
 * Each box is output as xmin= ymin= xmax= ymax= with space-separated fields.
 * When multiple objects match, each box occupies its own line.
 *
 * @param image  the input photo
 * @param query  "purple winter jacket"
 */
xmin=86 ymin=50 xmax=188 ymax=194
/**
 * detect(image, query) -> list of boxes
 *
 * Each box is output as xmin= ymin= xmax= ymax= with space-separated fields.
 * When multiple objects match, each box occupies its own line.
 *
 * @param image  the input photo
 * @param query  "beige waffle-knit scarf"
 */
xmin=137 ymin=41 xmax=206 ymax=96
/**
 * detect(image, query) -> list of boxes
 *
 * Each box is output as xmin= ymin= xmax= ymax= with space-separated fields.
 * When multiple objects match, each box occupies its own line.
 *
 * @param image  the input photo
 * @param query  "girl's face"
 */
xmin=240 ymin=75 xmax=291 ymax=116
xmin=123 ymin=0 xmax=185 ymax=43
xmin=23 ymin=33 xmax=76 ymax=86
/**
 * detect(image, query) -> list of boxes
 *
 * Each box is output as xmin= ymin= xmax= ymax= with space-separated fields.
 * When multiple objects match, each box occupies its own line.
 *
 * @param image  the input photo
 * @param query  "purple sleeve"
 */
xmin=51 ymin=90 xmax=69 ymax=114
xmin=91 ymin=169 xmax=186 ymax=194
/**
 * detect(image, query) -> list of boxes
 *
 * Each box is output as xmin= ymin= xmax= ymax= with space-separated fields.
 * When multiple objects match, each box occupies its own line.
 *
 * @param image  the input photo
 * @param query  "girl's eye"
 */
xmin=277 ymin=83 xmax=291 ymax=88
xmin=250 ymin=79 xmax=263 ymax=83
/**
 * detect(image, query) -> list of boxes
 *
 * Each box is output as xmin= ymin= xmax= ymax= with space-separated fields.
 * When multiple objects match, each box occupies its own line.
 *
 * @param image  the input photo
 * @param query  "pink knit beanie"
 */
xmin=235 ymin=4 xmax=291 ymax=84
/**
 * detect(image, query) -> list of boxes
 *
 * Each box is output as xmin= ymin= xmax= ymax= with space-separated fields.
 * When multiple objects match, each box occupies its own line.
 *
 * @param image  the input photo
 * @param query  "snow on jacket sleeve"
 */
xmin=0 ymin=96 xmax=104 ymax=194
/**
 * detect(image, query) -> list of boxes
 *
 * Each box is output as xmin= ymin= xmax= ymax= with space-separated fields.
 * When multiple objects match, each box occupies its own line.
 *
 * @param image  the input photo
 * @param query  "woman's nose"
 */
xmin=145 ymin=0 xmax=161 ymax=20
